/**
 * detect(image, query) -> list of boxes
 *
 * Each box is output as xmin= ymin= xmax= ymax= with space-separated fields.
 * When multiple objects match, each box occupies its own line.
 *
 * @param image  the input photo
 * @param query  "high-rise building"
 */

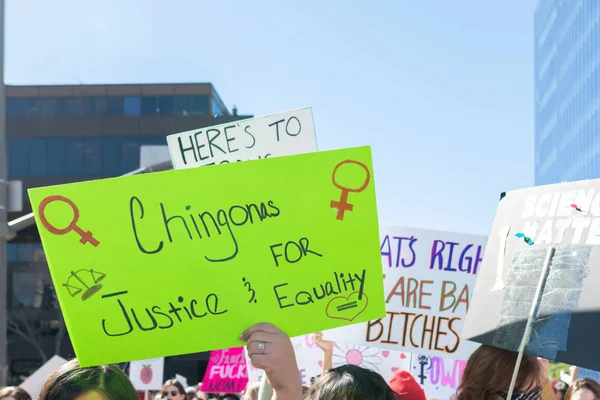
xmin=5 ymin=83 xmax=252 ymax=384
xmin=534 ymin=1 xmax=600 ymax=185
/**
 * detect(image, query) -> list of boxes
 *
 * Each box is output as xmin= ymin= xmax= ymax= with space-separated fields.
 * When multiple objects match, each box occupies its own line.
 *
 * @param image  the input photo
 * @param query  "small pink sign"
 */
xmin=201 ymin=347 xmax=248 ymax=393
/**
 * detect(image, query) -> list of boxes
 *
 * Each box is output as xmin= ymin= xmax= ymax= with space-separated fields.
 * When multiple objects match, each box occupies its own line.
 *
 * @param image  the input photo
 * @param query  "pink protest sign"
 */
xmin=201 ymin=347 xmax=248 ymax=393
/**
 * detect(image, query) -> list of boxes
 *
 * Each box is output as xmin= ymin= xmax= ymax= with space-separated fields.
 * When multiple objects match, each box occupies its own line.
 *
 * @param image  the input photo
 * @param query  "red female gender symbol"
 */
xmin=330 ymin=160 xmax=371 ymax=220
xmin=38 ymin=195 xmax=100 ymax=247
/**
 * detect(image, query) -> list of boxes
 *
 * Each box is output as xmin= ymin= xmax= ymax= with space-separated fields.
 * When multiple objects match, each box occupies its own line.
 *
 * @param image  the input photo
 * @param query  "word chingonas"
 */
xmin=100 ymin=291 xmax=227 ymax=337
xmin=130 ymin=196 xmax=280 ymax=262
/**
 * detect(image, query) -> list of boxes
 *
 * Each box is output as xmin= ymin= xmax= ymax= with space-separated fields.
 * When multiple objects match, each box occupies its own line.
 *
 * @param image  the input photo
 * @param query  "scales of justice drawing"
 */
xmin=63 ymin=269 xmax=107 ymax=301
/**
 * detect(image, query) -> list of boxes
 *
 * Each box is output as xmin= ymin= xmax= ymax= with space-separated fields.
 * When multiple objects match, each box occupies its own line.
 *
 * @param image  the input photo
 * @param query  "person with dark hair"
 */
xmin=565 ymin=378 xmax=600 ymax=400
xmin=219 ymin=395 xmax=239 ymax=400
xmin=160 ymin=379 xmax=186 ymax=400
xmin=38 ymin=358 xmax=138 ymax=400
xmin=0 ymin=386 xmax=31 ymax=400
xmin=456 ymin=345 xmax=546 ymax=400
xmin=305 ymin=364 xmax=399 ymax=400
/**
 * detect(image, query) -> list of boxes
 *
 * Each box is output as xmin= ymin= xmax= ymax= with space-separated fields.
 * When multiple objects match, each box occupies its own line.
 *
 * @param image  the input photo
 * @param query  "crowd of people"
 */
xmin=0 ymin=322 xmax=597 ymax=400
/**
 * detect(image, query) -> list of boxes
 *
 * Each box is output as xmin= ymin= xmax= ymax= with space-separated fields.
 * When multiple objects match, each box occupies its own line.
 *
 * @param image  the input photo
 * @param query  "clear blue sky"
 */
xmin=6 ymin=0 xmax=536 ymax=236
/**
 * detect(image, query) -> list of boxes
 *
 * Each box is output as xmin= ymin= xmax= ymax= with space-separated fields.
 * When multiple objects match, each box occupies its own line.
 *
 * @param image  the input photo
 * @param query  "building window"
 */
xmin=84 ymin=139 xmax=102 ymax=176
xmin=102 ymin=137 xmax=122 ymax=176
xmin=12 ymin=271 xmax=44 ymax=308
xmin=141 ymin=97 xmax=158 ymax=115
xmin=29 ymin=139 xmax=47 ymax=177
xmin=107 ymin=97 xmax=125 ymax=117
xmin=7 ymin=243 xmax=17 ymax=261
xmin=7 ymin=139 xmax=27 ymax=177
xmin=39 ymin=98 xmax=58 ymax=117
xmin=124 ymin=97 xmax=141 ymax=116
xmin=121 ymin=139 xmax=140 ymax=173
xmin=93 ymin=97 xmax=109 ymax=116
xmin=66 ymin=140 xmax=85 ymax=176
xmin=191 ymin=96 xmax=209 ymax=115
xmin=66 ymin=98 xmax=86 ymax=116
xmin=211 ymin=97 xmax=225 ymax=116
xmin=175 ymin=96 xmax=191 ymax=115
xmin=47 ymin=138 xmax=67 ymax=176
xmin=7 ymin=98 xmax=25 ymax=117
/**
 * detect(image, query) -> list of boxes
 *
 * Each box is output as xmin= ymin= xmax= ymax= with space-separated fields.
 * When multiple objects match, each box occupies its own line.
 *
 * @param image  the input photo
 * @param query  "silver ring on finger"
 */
xmin=257 ymin=341 xmax=266 ymax=355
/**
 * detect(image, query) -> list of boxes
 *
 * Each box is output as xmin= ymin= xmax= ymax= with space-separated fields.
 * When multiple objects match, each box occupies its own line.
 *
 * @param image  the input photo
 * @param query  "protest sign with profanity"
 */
xmin=462 ymin=180 xmax=600 ymax=371
xmin=411 ymin=353 xmax=470 ymax=400
xmin=166 ymin=107 xmax=316 ymax=169
xmin=129 ymin=358 xmax=164 ymax=391
xmin=324 ymin=226 xmax=486 ymax=360
xmin=29 ymin=146 xmax=383 ymax=367
xmin=202 ymin=347 xmax=248 ymax=393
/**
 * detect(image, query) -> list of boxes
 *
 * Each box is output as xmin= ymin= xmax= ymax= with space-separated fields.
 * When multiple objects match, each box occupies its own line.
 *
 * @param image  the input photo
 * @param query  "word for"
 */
xmin=426 ymin=357 xmax=467 ymax=389
xmin=100 ymin=291 xmax=227 ymax=337
xmin=175 ymin=124 xmax=257 ymax=166
xmin=366 ymin=311 xmax=461 ymax=353
xmin=385 ymin=278 xmax=470 ymax=314
xmin=519 ymin=217 xmax=600 ymax=245
xmin=429 ymin=241 xmax=483 ymax=275
xmin=270 ymin=237 xmax=323 ymax=267
xmin=129 ymin=196 xmax=280 ymax=261
xmin=273 ymin=269 xmax=366 ymax=309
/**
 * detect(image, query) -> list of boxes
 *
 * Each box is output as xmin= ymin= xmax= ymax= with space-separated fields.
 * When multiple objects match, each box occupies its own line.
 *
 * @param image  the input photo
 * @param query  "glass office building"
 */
xmin=4 ymin=83 xmax=251 ymax=383
xmin=534 ymin=0 xmax=600 ymax=185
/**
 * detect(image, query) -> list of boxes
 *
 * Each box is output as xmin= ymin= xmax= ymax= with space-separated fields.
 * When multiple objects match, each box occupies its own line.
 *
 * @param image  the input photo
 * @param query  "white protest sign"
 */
xmin=19 ymin=355 xmax=67 ymax=399
xmin=331 ymin=344 xmax=411 ymax=382
xmin=129 ymin=358 xmax=164 ymax=391
xmin=324 ymin=226 xmax=486 ymax=360
xmin=176 ymin=374 xmax=188 ymax=389
xmin=246 ymin=335 xmax=411 ymax=385
xmin=411 ymin=353 xmax=471 ymax=399
xmin=167 ymin=107 xmax=317 ymax=169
